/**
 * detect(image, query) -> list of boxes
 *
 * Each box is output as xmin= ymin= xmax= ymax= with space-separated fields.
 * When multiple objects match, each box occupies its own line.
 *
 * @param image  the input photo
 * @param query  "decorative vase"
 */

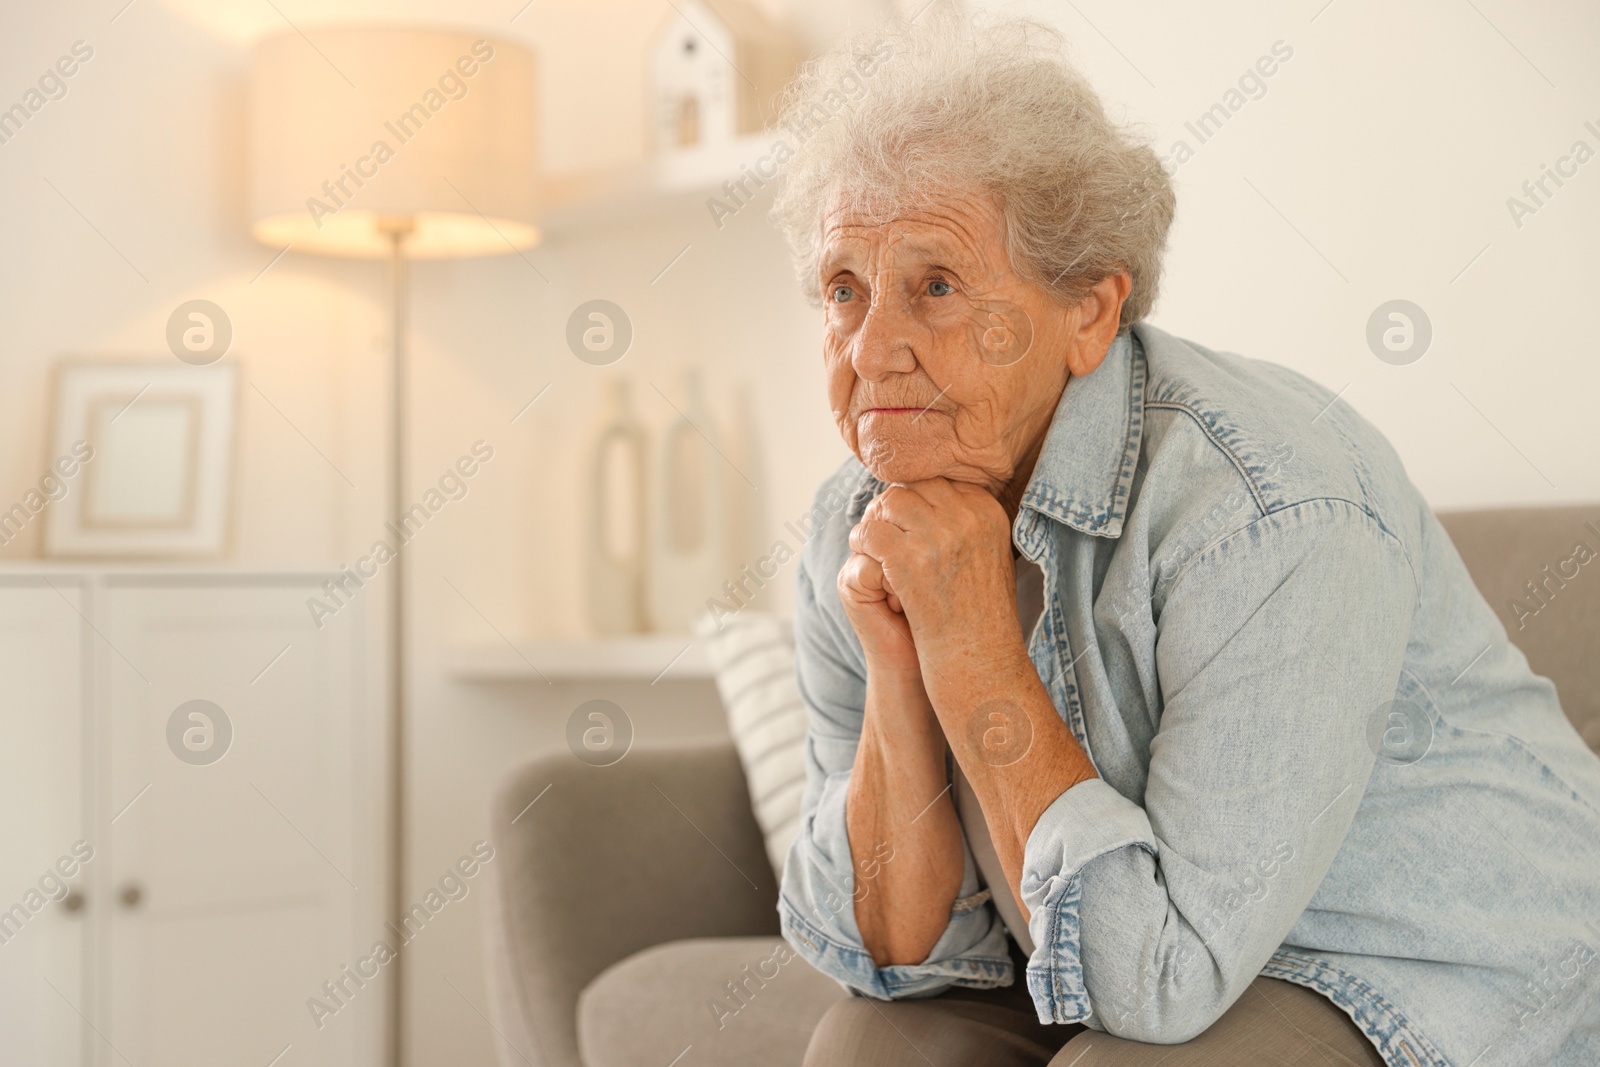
xmin=648 ymin=369 xmax=728 ymax=633
xmin=585 ymin=379 xmax=648 ymax=635
xmin=723 ymin=380 xmax=768 ymax=593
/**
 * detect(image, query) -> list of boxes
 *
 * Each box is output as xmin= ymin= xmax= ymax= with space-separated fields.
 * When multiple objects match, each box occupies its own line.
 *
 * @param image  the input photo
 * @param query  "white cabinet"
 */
xmin=0 ymin=570 xmax=382 ymax=1067
xmin=0 ymin=576 xmax=90 ymax=1067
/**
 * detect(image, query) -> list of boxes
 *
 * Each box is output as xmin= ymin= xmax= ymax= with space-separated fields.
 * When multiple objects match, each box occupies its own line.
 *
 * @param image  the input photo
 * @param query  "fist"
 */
xmin=848 ymin=479 xmax=1018 ymax=652
xmin=837 ymin=547 xmax=921 ymax=675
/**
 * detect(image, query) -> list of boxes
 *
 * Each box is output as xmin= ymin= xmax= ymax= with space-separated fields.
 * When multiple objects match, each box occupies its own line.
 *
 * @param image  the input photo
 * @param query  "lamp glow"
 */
xmin=248 ymin=25 xmax=539 ymax=258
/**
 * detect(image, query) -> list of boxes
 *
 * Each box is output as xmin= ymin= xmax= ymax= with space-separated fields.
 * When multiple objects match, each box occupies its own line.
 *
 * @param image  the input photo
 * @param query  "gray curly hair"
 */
xmin=769 ymin=11 xmax=1176 ymax=330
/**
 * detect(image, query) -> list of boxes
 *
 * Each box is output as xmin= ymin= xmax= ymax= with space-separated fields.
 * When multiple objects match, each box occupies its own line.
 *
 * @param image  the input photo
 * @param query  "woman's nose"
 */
xmin=850 ymin=296 xmax=920 ymax=381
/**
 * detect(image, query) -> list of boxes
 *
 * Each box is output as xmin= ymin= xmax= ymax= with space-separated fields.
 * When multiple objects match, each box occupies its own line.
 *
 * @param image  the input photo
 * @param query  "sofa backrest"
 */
xmin=1436 ymin=506 xmax=1600 ymax=754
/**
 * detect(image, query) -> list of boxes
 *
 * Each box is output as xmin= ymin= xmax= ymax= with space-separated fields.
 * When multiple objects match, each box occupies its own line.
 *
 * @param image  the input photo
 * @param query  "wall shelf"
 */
xmin=539 ymin=130 xmax=789 ymax=235
xmin=446 ymin=635 xmax=712 ymax=682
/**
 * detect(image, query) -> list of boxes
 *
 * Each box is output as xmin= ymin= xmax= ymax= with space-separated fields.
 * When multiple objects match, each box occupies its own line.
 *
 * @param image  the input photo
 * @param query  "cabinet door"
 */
xmin=0 ymin=578 xmax=89 ymax=1067
xmin=97 ymin=578 xmax=379 ymax=1067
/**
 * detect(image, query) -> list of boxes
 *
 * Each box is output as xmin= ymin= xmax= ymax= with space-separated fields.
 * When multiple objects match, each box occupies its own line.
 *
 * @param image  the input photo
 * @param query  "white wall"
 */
xmin=1001 ymin=0 xmax=1600 ymax=506
xmin=1 ymin=1 xmax=1596 ymax=1064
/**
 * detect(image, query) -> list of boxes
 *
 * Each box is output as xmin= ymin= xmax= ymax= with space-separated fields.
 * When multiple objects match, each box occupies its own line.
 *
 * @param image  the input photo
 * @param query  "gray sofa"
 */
xmin=483 ymin=506 xmax=1600 ymax=1067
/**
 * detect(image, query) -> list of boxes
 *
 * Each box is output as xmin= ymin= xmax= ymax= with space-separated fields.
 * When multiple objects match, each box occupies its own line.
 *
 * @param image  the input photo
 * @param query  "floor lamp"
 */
xmin=247 ymin=26 xmax=539 ymax=1067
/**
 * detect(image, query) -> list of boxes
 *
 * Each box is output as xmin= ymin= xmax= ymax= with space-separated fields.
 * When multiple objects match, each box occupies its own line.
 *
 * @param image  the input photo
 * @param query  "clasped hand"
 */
xmin=836 ymin=478 xmax=1025 ymax=690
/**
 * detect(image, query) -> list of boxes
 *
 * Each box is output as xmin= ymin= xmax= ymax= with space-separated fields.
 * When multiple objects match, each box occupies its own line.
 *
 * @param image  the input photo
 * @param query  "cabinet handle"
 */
xmin=61 ymin=889 xmax=85 ymax=914
xmin=118 ymin=882 xmax=144 ymax=909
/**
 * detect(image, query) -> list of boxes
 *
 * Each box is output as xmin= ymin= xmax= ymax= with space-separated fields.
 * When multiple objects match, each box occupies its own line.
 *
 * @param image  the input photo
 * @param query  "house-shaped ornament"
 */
xmin=648 ymin=0 xmax=802 ymax=152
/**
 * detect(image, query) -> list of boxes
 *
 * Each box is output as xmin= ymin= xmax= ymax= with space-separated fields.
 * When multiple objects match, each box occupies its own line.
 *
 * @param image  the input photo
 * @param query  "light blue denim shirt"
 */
xmin=779 ymin=322 xmax=1600 ymax=1067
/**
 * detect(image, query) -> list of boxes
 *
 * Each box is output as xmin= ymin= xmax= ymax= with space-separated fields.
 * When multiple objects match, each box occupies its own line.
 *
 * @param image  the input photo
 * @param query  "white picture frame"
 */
xmin=43 ymin=359 xmax=239 ymax=558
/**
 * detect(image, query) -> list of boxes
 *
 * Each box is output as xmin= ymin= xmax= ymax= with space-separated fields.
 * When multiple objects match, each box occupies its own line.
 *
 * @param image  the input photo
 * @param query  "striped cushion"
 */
xmin=693 ymin=612 xmax=808 ymax=877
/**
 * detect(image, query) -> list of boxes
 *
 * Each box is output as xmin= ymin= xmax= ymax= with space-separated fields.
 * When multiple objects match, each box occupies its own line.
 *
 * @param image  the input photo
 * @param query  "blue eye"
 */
xmin=832 ymin=285 xmax=856 ymax=303
xmin=927 ymin=279 xmax=954 ymax=297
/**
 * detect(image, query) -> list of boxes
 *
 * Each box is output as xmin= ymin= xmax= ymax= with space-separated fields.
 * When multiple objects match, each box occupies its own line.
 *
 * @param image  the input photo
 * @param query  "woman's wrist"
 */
xmin=864 ymin=659 xmax=939 ymax=727
xmin=917 ymin=627 xmax=1035 ymax=714
xmin=864 ymin=652 xmax=931 ymax=698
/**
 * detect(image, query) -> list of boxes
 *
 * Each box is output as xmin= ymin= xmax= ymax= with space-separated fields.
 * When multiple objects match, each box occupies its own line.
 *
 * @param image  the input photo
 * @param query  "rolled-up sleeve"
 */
xmin=1019 ymin=777 xmax=1159 ymax=1021
xmin=779 ymin=551 xmax=1012 ymax=999
xmin=1018 ymin=501 xmax=1417 ymax=1038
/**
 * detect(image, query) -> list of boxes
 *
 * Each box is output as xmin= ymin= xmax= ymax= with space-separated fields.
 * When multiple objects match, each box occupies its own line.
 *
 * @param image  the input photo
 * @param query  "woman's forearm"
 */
xmin=925 ymin=640 xmax=1099 ymax=925
xmin=847 ymin=665 xmax=965 ymax=967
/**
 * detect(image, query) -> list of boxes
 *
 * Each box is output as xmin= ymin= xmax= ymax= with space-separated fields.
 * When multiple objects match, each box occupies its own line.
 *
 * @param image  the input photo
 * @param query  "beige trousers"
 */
xmin=802 ymin=943 xmax=1386 ymax=1067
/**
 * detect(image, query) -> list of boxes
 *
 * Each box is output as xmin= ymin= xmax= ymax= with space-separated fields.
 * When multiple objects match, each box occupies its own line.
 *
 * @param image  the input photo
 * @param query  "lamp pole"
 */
xmin=380 ymin=215 xmax=414 ymax=1067
xmin=246 ymin=28 xmax=538 ymax=1067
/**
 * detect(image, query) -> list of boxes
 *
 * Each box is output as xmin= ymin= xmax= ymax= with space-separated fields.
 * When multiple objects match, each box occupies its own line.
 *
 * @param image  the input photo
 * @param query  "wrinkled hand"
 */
xmin=837 ymin=536 xmax=922 ymax=676
xmin=842 ymin=479 xmax=1024 ymax=682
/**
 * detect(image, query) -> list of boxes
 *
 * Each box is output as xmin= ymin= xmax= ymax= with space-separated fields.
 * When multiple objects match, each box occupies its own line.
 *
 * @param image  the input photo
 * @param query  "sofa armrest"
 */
xmin=483 ymin=741 xmax=780 ymax=1067
xmin=1436 ymin=506 xmax=1600 ymax=753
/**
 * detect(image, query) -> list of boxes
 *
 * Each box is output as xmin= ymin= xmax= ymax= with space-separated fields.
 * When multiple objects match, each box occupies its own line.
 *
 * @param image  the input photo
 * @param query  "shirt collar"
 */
xmin=845 ymin=327 xmax=1146 ymax=540
xmin=1019 ymin=327 xmax=1145 ymax=542
xmin=846 ymin=463 xmax=883 ymax=522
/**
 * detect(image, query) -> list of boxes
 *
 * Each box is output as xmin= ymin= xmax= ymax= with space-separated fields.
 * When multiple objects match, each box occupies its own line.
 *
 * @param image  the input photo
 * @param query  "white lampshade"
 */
xmin=249 ymin=26 xmax=539 ymax=258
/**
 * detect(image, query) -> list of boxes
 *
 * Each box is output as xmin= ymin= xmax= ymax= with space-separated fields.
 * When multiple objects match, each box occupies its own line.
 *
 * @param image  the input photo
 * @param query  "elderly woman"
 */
xmin=748 ymin=14 xmax=1600 ymax=1067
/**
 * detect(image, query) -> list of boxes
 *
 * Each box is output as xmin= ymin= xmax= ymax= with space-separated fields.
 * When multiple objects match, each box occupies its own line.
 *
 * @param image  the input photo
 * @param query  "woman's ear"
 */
xmin=1064 ymin=271 xmax=1132 ymax=378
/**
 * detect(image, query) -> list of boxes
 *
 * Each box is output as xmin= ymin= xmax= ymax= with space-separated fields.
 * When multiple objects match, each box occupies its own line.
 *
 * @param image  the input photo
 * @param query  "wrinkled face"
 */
xmin=820 ymin=190 xmax=1081 ymax=492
